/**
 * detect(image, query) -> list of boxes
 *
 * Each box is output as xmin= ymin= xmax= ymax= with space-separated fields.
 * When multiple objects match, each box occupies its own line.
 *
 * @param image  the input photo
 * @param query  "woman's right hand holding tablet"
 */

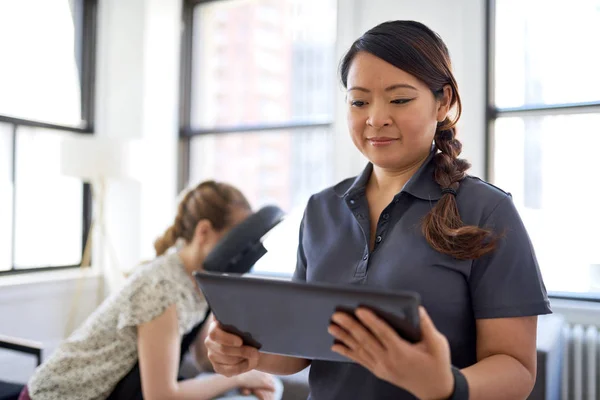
xmin=205 ymin=320 xmax=261 ymax=376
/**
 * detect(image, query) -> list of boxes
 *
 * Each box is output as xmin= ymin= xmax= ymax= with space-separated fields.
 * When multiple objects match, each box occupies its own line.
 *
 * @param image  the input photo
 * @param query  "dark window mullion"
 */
xmin=493 ymin=106 xmax=600 ymax=119
xmin=178 ymin=0 xmax=195 ymax=194
xmin=82 ymin=183 xmax=92 ymax=266
xmin=485 ymin=0 xmax=496 ymax=110
xmin=179 ymin=0 xmax=195 ymax=133
xmin=494 ymin=102 xmax=600 ymax=118
xmin=177 ymin=137 xmax=191 ymax=193
xmin=80 ymin=0 xmax=98 ymax=130
xmin=182 ymin=121 xmax=333 ymax=137
xmin=0 ymin=115 xmax=92 ymax=134
xmin=484 ymin=0 xmax=495 ymax=182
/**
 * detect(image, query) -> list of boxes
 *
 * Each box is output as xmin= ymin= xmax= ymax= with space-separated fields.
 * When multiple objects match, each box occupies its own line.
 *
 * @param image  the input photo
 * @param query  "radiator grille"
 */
xmin=561 ymin=324 xmax=600 ymax=400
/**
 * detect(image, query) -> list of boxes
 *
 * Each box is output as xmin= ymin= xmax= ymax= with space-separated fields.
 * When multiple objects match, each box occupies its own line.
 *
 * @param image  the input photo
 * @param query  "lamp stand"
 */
xmin=63 ymin=178 xmax=123 ymax=337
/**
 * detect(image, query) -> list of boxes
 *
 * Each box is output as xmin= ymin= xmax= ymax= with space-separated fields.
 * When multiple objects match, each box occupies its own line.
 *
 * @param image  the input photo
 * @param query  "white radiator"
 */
xmin=561 ymin=324 xmax=600 ymax=400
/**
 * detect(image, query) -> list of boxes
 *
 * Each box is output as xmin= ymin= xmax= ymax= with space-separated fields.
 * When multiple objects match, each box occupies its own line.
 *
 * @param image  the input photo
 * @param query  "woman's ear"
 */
xmin=436 ymin=84 xmax=453 ymax=122
xmin=193 ymin=219 xmax=214 ymax=245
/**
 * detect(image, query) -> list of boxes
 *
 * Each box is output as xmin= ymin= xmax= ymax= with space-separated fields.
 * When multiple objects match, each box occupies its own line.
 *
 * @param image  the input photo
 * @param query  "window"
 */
xmin=14 ymin=128 xmax=85 ymax=268
xmin=487 ymin=0 xmax=600 ymax=297
xmin=181 ymin=0 xmax=337 ymax=276
xmin=0 ymin=0 xmax=96 ymax=274
xmin=0 ymin=0 xmax=95 ymax=127
xmin=189 ymin=128 xmax=333 ymax=212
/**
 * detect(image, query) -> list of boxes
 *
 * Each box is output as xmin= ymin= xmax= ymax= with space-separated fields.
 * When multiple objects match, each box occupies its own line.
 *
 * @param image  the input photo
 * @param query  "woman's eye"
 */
xmin=350 ymin=100 xmax=366 ymax=107
xmin=391 ymin=99 xmax=413 ymax=105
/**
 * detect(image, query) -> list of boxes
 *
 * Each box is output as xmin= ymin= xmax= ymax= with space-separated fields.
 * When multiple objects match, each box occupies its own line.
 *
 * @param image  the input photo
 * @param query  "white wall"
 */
xmin=333 ymin=0 xmax=487 ymax=180
xmin=0 ymin=272 xmax=101 ymax=383
xmin=97 ymin=0 xmax=182 ymax=291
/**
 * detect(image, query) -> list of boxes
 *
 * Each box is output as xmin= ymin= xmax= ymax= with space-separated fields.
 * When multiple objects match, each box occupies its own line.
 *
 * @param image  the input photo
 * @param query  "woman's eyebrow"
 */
xmin=347 ymin=83 xmax=418 ymax=92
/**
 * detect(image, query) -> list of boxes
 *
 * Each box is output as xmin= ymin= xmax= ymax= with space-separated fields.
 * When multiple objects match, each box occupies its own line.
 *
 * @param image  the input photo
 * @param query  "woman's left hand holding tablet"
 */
xmin=329 ymin=306 xmax=454 ymax=400
xmin=205 ymin=320 xmax=261 ymax=377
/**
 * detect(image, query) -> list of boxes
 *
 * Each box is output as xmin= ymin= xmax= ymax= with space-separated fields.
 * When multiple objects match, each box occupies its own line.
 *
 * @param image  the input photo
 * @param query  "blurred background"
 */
xmin=1 ymin=0 xmax=599 ymax=396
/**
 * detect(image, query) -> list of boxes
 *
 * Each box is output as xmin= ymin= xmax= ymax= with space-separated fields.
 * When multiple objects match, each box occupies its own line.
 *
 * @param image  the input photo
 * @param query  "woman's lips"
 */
xmin=367 ymin=137 xmax=398 ymax=147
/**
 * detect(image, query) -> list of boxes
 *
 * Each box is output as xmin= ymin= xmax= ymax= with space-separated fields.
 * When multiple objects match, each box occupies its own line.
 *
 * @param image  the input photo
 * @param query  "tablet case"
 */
xmin=194 ymin=272 xmax=421 ymax=363
xmin=203 ymin=205 xmax=285 ymax=274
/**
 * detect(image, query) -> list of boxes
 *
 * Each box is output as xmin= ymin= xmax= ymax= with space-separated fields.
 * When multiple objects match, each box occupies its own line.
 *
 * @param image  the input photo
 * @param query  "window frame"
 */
xmin=178 ymin=0 xmax=335 ymax=190
xmin=485 ymin=0 xmax=600 ymax=302
xmin=0 ymin=0 xmax=98 ymax=275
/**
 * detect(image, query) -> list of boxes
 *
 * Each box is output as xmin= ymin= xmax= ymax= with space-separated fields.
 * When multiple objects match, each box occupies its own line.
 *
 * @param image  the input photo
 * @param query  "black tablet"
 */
xmin=194 ymin=272 xmax=421 ymax=363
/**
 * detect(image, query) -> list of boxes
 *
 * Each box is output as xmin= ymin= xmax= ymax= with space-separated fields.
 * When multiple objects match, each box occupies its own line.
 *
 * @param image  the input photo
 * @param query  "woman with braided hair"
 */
xmin=205 ymin=21 xmax=550 ymax=400
xmin=23 ymin=181 xmax=283 ymax=400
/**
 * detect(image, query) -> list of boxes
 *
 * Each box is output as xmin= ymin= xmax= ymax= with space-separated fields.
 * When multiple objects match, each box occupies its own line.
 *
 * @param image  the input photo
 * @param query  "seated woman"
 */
xmin=22 ymin=181 xmax=283 ymax=400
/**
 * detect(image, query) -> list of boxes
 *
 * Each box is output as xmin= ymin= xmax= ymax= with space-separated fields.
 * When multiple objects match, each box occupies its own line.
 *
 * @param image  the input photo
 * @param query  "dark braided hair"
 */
xmin=340 ymin=20 xmax=496 ymax=260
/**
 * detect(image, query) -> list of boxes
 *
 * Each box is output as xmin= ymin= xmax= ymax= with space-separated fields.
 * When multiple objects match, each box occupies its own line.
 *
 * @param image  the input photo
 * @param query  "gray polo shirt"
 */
xmin=293 ymin=151 xmax=551 ymax=400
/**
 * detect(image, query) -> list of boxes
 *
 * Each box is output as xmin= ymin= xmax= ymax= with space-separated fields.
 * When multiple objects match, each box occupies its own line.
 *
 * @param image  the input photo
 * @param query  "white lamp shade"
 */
xmin=60 ymin=137 xmax=133 ymax=181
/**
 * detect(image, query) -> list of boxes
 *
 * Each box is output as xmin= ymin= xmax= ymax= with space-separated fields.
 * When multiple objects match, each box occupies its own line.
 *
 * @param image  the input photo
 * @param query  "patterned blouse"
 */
xmin=28 ymin=253 xmax=208 ymax=400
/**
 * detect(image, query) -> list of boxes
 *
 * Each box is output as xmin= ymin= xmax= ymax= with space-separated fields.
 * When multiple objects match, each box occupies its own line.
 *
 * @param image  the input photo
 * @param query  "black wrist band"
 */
xmin=448 ymin=366 xmax=469 ymax=400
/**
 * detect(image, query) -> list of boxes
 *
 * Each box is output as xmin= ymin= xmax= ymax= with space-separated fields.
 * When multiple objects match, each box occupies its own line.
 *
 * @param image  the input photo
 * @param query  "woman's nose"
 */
xmin=366 ymin=104 xmax=392 ymax=128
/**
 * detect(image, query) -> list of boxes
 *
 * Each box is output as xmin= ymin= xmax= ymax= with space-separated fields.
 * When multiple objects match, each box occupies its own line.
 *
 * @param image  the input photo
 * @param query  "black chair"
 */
xmin=0 ymin=335 xmax=43 ymax=400
xmin=203 ymin=205 xmax=285 ymax=274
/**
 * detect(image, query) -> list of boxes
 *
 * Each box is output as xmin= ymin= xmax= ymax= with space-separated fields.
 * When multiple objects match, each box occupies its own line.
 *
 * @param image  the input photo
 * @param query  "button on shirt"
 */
xmin=293 ymin=152 xmax=551 ymax=400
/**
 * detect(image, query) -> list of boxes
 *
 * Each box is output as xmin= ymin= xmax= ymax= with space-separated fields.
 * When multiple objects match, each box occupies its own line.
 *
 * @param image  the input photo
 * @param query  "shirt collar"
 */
xmin=340 ymin=148 xmax=443 ymax=201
